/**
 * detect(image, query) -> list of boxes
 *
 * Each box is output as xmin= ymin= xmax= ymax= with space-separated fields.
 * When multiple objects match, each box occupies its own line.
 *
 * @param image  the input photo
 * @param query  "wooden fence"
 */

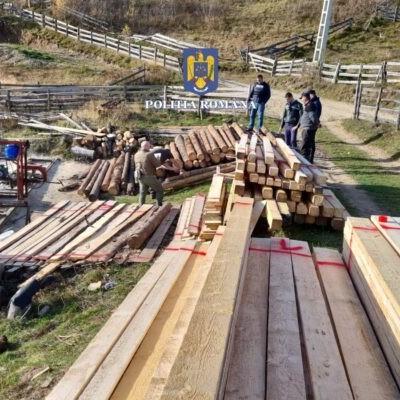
xmin=0 ymin=83 xmax=250 ymax=113
xmin=321 ymin=61 xmax=400 ymax=85
xmin=377 ymin=3 xmax=400 ymax=22
xmin=353 ymin=83 xmax=400 ymax=129
xmin=247 ymin=54 xmax=307 ymax=76
xmin=130 ymin=33 xmax=200 ymax=54
xmin=241 ymin=18 xmax=353 ymax=60
xmin=108 ymin=66 xmax=146 ymax=86
xmin=12 ymin=8 xmax=181 ymax=72
xmin=55 ymin=5 xmax=109 ymax=32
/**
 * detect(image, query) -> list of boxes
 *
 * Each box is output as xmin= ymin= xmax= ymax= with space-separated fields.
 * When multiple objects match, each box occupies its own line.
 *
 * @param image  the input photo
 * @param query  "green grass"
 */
xmin=9 ymin=44 xmax=58 ymax=62
xmin=0 ymin=262 xmax=150 ymax=400
xmin=318 ymin=126 xmax=400 ymax=215
xmin=341 ymin=119 xmax=400 ymax=161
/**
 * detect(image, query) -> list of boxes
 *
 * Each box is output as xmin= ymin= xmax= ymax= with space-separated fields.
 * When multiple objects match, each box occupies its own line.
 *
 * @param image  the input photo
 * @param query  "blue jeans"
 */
xmin=284 ymin=123 xmax=298 ymax=148
xmin=248 ymin=102 xmax=266 ymax=130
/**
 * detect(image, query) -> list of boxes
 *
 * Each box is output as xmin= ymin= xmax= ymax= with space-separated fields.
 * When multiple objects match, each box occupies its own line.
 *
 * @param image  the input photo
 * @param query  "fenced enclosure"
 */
xmin=353 ymin=83 xmax=400 ymax=129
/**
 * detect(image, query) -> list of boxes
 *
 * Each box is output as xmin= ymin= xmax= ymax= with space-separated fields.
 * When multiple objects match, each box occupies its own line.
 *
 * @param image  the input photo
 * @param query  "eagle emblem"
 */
xmin=183 ymin=48 xmax=218 ymax=95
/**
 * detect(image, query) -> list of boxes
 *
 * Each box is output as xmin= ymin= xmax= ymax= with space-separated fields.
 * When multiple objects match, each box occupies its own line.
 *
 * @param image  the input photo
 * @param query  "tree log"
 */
xmin=127 ymin=155 xmax=136 ymax=195
xmin=189 ymin=130 xmax=205 ymax=161
xmin=78 ymin=159 xmax=102 ymax=195
xmin=89 ymin=160 xmax=110 ymax=202
xmin=207 ymin=124 xmax=228 ymax=152
xmin=121 ymin=151 xmax=131 ymax=190
xmin=184 ymin=135 xmax=197 ymax=161
xmin=231 ymin=122 xmax=246 ymax=138
xmin=84 ymin=160 xmax=104 ymax=197
xmin=198 ymin=129 xmax=213 ymax=155
xmin=128 ymin=204 xmax=172 ymax=249
xmin=108 ymin=153 xmax=125 ymax=195
xmin=217 ymin=127 xmax=234 ymax=151
xmin=169 ymin=142 xmax=183 ymax=163
xmin=174 ymin=135 xmax=193 ymax=169
xmin=101 ymin=157 xmax=116 ymax=192
xmin=222 ymin=123 xmax=239 ymax=146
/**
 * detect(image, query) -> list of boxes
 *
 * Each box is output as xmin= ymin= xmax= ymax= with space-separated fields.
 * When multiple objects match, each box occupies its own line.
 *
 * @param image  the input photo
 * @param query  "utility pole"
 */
xmin=313 ymin=0 xmax=335 ymax=64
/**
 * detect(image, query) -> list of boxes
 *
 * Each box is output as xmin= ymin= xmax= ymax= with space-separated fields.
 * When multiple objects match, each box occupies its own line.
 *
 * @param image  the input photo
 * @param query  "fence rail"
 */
xmin=0 ymin=83 xmax=249 ymax=113
xmin=377 ymin=4 xmax=400 ymax=22
xmin=353 ymin=83 xmax=400 ymax=129
xmin=55 ymin=5 xmax=109 ymax=32
xmin=241 ymin=18 xmax=353 ymax=60
xmin=12 ymin=8 xmax=181 ymax=72
xmin=130 ymin=33 xmax=200 ymax=54
xmin=248 ymin=54 xmax=307 ymax=76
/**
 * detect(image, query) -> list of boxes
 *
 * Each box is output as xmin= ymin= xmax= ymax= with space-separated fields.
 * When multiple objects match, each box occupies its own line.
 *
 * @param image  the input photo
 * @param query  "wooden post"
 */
xmin=128 ymin=41 xmax=131 ymax=56
xmin=394 ymin=5 xmax=399 ymax=22
xmin=272 ymin=58 xmax=278 ymax=76
xmin=41 ymin=14 xmax=45 ymax=27
xmin=163 ymin=85 xmax=167 ymax=103
xmin=353 ymin=79 xmax=360 ymax=120
xmin=6 ymin=90 xmax=11 ymax=112
xmin=47 ymin=89 xmax=50 ymax=111
xmin=396 ymin=106 xmax=400 ymax=131
xmin=163 ymin=52 xmax=166 ymax=67
xmin=358 ymin=64 xmax=363 ymax=83
xmin=139 ymin=44 xmax=142 ymax=59
xmin=54 ymin=18 xmax=58 ymax=32
xmin=374 ymin=87 xmax=383 ymax=123
xmin=289 ymin=59 xmax=294 ymax=75
xmin=333 ymin=62 xmax=341 ymax=83
xmin=77 ymin=27 xmax=80 ymax=41
xmin=154 ymin=47 xmax=158 ymax=64
xmin=66 ymin=23 xmax=68 ymax=36
xmin=117 ymin=39 xmax=120 ymax=52
xmin=104 ymin=33 xmax=107 ymax=48
xmin=90 ymin=31 xmax=93 ymax=44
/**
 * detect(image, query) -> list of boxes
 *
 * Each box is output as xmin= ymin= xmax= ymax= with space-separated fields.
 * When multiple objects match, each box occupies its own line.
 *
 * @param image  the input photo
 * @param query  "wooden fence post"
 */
xmin=394 ymin=5 xmax=399 ymax=22
xmin=6 ymin=90 xmax=11 ymax=112
xmin=333 ymin=62 xmax=341 ymax=83
xmin=289 ymin=59 xmax=294 ymax=75
xmin=374 ymin=87 xmax=383 ymax=122
xmin=163 ymin=86 xmax=167 ymax=103
xmin=54 ymin=18 xmax=58 ymax=32
xmin=163 ymin=53 xmax=166 ymax=67
xmin=47 ymin=90 xmax=50 ymax=111
xmin=353 ymin=79 xmax=361 ymax=120
xmin=77 ymin=27 xmax=80 ymax=41
xmin=139 ymin=45 xmax=142 ymax=60
xmin=41 ymin=14 xmax=45 ymax=27
xmin=104 ymin=34 xmax=107 ymax=48
xmin=272 ymin=58 xmax=278 ymax=76
xmin=396 ymin=107 xmax=400 ymax=131
xmin=128 ymin=42 xmax=131 ymax=56
xmin=154 ymin=48 xmax=158 ymax=64
xmin=117 ymin=39 xmax=120 ymax=52
xmin=90 ymin=31 xmax=93 ymax=44
xmin=66 ymin=23 xmax=68 ymax=36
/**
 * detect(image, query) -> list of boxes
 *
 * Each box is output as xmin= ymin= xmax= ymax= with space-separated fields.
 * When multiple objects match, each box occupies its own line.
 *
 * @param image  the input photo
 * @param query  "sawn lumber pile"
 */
xmin=47 ymin=201 xmax=400 ymax=400
xmin=0 ymin=201 xmax=179 ymax=285
xmin=233 ymin=125 xmax=348 ymax=230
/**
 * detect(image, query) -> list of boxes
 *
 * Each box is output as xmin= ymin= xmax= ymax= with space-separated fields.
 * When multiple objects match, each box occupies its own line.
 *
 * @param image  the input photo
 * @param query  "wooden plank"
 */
xmin=225 ymin=238 xmax=270 ymax=399
xmin=291 ymin=240 xmax=353 ymax=400
xmin=79 ymin=241 xmax=197 ymax=400
xmin=0 ymin=200 xmax=69 ymax=253
xmin=69 ymin=204 xmax=153 ymax=260
xmin=371 ymin=215 xmax=400 ymax=256
xmin=323 ymin=189 xmax=345 ymax=218
xmin=223 ymin=181 xmax=235 ymax=225
xmin=248 ymin=200 xmax=266 ymax=235
xmin=111 ymin=242 xmax=210 ymax=400
xmin=131 ymin=207 xmax=180 ymax=263
xmin=265 ymin=200 xmax=282 ymax=231
xmin=314 ymin=247 xmax=400 ymax=400
xmin=266 ymin=238 xmax=306 ymax=400
xmin=262 ymin=137 xmax=274 ymax=164
xmin=276 ymin=138 xmax=301 ymax=170
xmin=343 ymin=217 xmax=400 ymax=386
xmin=159 ymin=198 xmax=254 ymax=399
xmin=46 ymin=239 xmax=190 ymax=400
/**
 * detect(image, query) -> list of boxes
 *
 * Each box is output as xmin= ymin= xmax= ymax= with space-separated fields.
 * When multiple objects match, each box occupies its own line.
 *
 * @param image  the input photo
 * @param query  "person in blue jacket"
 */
xmin=246 ymin=74 xmax=271 ymax=134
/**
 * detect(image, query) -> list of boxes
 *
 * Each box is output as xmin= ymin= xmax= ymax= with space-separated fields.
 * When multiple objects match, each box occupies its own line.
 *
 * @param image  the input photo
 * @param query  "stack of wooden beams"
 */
xmin=166 ymin=124 xmax=239 ymax=171
xmin=0 ymin=201 xmax=179 ymax=286
xmin=172 ymin=193 xmax=206 ymax=240
xmin=343 ymin=215 xmax=400 ymax=388
xmin=199 ymin=175 xmax=227 ymax=240
xmin=232 ymin=126 xmax=348 ymax=230
xmin=77 ymin=153 xmax=136 ymax=200
xmin=48 ymin=218 xmax=400 ymax=399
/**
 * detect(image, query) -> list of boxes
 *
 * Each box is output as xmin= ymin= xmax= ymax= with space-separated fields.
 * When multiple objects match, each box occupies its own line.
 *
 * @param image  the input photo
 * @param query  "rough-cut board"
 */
xmin=266 ymin=237 xmax=306 ymax=400
xmin=187 ymin=194 xmax=206 ymax=236
xmin=225 ymin=238 xmax=270 ymax=400
xmin=291 ymin=240 xmax=353 ymax=400
xmin=79 ymin=241 xmax=197 ymax=400
xmin=343 ymin=217 xmax=400 ymax=387
xmin=160 ymin=197 xmax=254 ymax=399
xmin=371 ymin=215 xmax=400 ymax=256
xmin=314 ymin=247 xmax=400 ymax=400
xmin=143 ymin=227 xmax=225 ymax=400
xmin=248 ymin=200 xmax=266 ymax=235
xmin=46 ymin=239 xmax=190 ymax=400
xmin=323 ymin=189 xmax=345 ymax=218
xmin=111 ymin=242 xmax=210 ymax=400
xmin=265 ymin=200 xmax=282 ymax=231
xmin=0 ymin=200 xmax=69 ymax=253
xmin=131 ymin=207 xmax=180 ymax=263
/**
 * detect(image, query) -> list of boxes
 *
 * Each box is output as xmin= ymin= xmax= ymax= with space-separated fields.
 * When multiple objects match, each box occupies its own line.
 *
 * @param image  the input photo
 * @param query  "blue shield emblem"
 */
xmin=183 ymin=48 xmax=218 ymax=95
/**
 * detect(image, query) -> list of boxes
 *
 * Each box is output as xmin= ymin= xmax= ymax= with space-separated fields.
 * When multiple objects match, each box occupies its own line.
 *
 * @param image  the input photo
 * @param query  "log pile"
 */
xmin=232 ymin=127 xmax=348 ymax=230
xmin=47 ymin=205 xmax=400 ymax=400
xmin=0 ymin=201 xmax=179 ymax=290
xmin=77 ymin=153 xmax=136 ymax=200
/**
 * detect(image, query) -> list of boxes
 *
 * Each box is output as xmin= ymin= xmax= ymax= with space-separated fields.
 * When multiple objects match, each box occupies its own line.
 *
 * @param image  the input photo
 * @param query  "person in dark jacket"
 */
xmin=279 ymin=92 xmax=303 ymax=148
xmin=299 ymin=92 xmax=318 ymax=163
xmin=309 ymin=89 xmax=322 ymax=123
xmin=246 ymin=74 xmax=271 ymax=133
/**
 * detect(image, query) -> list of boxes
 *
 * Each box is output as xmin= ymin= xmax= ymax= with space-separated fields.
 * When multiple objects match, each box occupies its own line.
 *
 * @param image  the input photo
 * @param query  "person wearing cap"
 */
xmin=134 ymin=141 xmax=164 ymax=207
xmin=246 ymin=74 xmax=271 ymax=134
xmin=279 ymin=92 xmax=303 ymax=148
xmin=298 ymin=92 xmax=318 ymax=163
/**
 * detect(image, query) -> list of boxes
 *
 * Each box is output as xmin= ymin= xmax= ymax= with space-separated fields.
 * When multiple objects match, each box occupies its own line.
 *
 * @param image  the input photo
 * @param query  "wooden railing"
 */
xmin=321 ymin=61 xmax=400 ymax=85
xmin=247 ymin=54 xmax=307 ymax=76
xmin=377 ymin=3 xmax=400 ymax=22
xmin=55 ymin=5 xmax=109 ymax=32
xmin=241 ymin=18 xmax=353 ymax=60
xmin=130 ymin=33 xmax=200 ymax=54
xmin=108 ymin=67 xmax=146 ymax=86
xmin=11 ymin=8 xmax=181 ymax=72
xmin=354 ymin=83 xmax=400 ymax=129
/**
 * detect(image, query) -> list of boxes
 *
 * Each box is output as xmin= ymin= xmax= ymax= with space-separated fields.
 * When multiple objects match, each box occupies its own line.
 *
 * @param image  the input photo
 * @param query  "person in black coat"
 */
xmin=246 ymin=74 xmax=271 ymax=133
xmin=279 ymin=92 xmax=303 ymax=148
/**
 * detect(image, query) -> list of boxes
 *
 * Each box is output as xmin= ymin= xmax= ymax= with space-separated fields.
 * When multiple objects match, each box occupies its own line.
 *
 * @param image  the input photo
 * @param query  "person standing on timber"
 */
xmin=246 ymin=74 xmax=271 ymax=134
xmin=134 ymin=141 xmax=164 ymax=207
xmin=298 ymin=92 xmax=318 ymax=163
xmin=279 ymin=92 xmax=303 ymax=148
